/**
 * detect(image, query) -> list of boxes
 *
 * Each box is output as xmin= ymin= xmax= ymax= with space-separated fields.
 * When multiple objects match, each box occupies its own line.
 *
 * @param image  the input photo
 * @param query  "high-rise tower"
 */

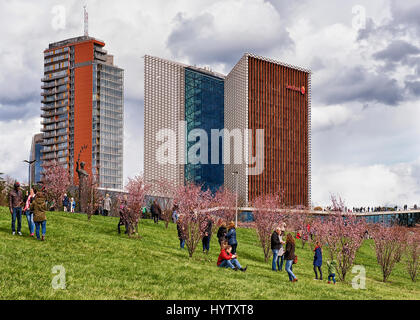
xmin=41 ymin=35 xmax=124 ymax=190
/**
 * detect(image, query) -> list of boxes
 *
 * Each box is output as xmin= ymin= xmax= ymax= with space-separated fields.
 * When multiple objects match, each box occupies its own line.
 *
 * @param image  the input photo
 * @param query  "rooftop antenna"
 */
xmin=84 ymin=5 xmax=89 ymax=36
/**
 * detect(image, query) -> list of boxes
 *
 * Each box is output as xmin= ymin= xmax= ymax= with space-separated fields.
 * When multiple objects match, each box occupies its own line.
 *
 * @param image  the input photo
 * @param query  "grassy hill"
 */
xmin=0 ymin=206 xmax=418 ymax=300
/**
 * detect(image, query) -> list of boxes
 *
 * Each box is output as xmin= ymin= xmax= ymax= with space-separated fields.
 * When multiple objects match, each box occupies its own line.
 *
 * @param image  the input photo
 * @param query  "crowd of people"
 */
xmin=8 ymin=182 xmax=47 ymax=240
xmin=8 ymin=185 xmax=340 ymax=282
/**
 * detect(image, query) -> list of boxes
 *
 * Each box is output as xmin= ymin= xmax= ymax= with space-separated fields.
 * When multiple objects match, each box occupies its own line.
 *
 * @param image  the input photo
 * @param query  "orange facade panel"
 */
xmin=248 ymin=57 xmax=309 ymax=207
xmin=73 ymin=64 xmax=93 ymax=184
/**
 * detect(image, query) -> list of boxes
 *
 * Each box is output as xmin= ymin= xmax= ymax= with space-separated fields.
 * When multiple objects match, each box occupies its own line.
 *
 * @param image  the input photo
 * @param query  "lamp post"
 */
xmin=232 ymin=171 xmax=238 ymax=228
xmin=23 ymin=160 xmax=36 ymax=188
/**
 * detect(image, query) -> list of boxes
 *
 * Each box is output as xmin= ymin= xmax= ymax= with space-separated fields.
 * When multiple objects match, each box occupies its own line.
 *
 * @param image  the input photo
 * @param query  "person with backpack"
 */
xmin=23 ymin=187 xmax=35 ymax=237
xmin=30 ymin=187 xmax=47 ymax=241
xmin=313 ymin=241 xmax=323 ymax=280
xmin=226 ymin=221 xmax=238 ymax=254
xmin=9 ymin=182 xmax=23 ymax=236
xmin=284 ymin=233 xmax=298 ymax=282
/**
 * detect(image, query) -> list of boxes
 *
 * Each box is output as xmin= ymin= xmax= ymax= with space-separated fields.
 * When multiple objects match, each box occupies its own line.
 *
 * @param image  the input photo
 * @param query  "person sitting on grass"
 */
xmin=326 ymin=259 xmax=337 ymax=284
xmin=217 ymin=244 xmax=247 ymax=272
xmin=30 ymin=187 xmax=47 ymax=241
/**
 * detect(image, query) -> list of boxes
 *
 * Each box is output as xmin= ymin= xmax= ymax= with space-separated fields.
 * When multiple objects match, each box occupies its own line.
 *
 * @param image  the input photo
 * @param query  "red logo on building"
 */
xmin=286 ymin=85 xmax=306 ymax=95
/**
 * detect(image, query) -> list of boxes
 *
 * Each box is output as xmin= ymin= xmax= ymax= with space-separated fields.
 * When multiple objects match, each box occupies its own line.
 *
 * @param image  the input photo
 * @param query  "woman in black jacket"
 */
xmin=217 ymin=223 xmax=227 ymax=248
xmin=284 ymin=233 xmax=298 ymax=282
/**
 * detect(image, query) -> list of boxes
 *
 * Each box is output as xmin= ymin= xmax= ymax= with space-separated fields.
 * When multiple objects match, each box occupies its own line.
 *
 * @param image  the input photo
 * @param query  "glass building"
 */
xmin=185 ymin=68 xmax=224 ymax=192
xmin=29 ymin=133 xmax=44 ymax=185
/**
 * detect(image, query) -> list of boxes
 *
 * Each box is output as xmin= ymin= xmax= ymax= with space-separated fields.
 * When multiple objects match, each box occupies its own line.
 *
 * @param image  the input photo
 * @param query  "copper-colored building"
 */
xmin=41 ymin=36 xmax=124 ymax=190
xmin=225 ymin=53 xmax=311 ymax=207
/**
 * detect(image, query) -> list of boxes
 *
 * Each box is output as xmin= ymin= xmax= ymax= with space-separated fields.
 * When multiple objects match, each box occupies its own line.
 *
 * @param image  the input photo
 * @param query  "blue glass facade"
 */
xmin=34 ymin=143 xmax=43 ymax=183
xmin=184 ymin=68 xmax=224 ymax=192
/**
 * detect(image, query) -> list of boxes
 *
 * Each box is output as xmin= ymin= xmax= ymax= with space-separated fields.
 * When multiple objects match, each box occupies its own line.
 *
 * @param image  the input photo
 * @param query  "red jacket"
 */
xmin=217 ymin=249 xmax=233 ymax=266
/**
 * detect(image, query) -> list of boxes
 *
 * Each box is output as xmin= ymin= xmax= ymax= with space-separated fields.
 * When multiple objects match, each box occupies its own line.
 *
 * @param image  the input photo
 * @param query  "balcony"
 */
xmin=41 ymin=109 xmax=68 ymax=118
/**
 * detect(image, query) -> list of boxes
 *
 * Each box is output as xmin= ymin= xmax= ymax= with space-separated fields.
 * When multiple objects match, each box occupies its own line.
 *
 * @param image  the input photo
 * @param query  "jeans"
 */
xmin=285 ymin=260 xmax=296 ymax=281
xmin=180 ymin=239 xmax=185 ymax=249
xmin=328 ymin=273 xmax=336 ymax=284
xmin=202 ymin=236 xmax=211 ymax=252
xmin=35 ymin=220 xmax=46 ymax=239
xmin=230 ymin=243 xmax=237 ymax=254
xmin=272 ymin=250 xmax=284 ymax=270
xmin=314 ymin=266 xmax=323 ymax=280
xmin=219 ymin=258 xmax=242 ymax=269
xmin=24 ymin=210 xmax=35 ymax=234
xmin=11 ymin=207 xmax=22 ymax=233
xmin=103 ymin=209 xmax=109 ymax=216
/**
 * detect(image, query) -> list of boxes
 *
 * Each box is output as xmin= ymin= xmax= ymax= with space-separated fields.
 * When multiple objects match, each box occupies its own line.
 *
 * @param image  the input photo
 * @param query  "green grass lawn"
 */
xmin=0 ymin=206 xmax=418 ymax=300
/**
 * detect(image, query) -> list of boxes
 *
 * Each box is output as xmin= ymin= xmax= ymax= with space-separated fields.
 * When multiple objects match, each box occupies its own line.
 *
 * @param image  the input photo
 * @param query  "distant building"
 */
xmin=41 ymin=35 xmax=124 ymax=190
xmin=144 ymin=53 xmax=311 ymax=207
xmin=144 ymin=55 xmax=225 ymax=194
xmin=29 ymin=133 xmax=44 ymax=185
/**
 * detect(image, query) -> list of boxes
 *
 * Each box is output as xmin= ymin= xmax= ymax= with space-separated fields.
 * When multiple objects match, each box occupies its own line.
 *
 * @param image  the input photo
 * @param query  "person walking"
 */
xmin=23 ymin=188 xmax=35 ymax=237
xmin=217 ymin=245 xmax=247 ymax=272
xmin=62 ymin=194 xmax=70 ymax=212
xmin=226 ymin=221 xmax=238 ymax=254
xmin=30 ymin=188 xmax=47 ymax=241
xmin=150 ymin=199 xmax=161 ymax=224
xmin=313 ymin=241 xmax=323 ymax=280
xmin=70 ymin=198 xmax=76 ymax=213
xmin=326 ymin=259 xmax=337 ymax=284
xmin=177 ymin=216 xmax=186 ymax=249
xmin=202 ymin=218 xmax=213 ymax=254
xmin=284 ymin=233 xmax=298 ymax=282
xmin=217 ymin=223 xmax=227 ymax=248
xmin=103 ymin=194 xmax=112 ymax=216
xmin=9 ymin=182 xmax=23 ymax=236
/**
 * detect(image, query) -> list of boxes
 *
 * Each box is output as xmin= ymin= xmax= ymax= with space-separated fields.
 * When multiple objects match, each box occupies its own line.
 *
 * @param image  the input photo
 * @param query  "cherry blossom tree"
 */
xmin=252 ymin=191 xmax=286 ymax=262
xmin=369 ymin=224 xmax=407 ymax=282
xmin=41 ymin=161 xmax=71 ymax=211
xmin=210 ymin=187 xmax=237 ymax=223
xmin=152 ymin=178 xmax=177 ymax=229
xmin=85 ymin=173 xmax=103 ymax=221
xmin=405 ymin=230 xmax=420 ymax=282
xmin=124 ymin=175 xmax=150 ymax=236
xmin=313 ymin=195 xmax=367 ymax=281
xmin=173 ymin=182 xmax=213 ymax=257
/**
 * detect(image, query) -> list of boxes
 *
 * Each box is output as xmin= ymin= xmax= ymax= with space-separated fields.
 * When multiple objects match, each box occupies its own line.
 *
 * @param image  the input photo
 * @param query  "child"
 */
xmin=326 ymin=259 xmax=337 ymax=284
xmin=313 ymin=241 xmax=323 ymax=280
xmin=70 ymin=198 xmax=76 ymax=213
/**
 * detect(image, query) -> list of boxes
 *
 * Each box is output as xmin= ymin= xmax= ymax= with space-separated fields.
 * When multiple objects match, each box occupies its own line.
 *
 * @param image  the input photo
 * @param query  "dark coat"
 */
xmin=9 ymin=188 xmax=23 ymax=211
xmin=284 ymin=241 xmax=295 ymax=261
xmin=226 ymin=228 xmax=237 ymax=245
xmin=313 ymin=246 xmax=322 ymax=267
xmin=271 ymin=231 xmax=281 ymax=250
xmin=217 ymin=226 xmax=227 ymax=241
xmin=204 ymin=220 xmax=213 ymax=237
xmin=30 ymin=192 xmax=47 ymax=222
xmin=150 ymin=203 xmax=161 ymax=216
xmin=63 ymin=196 xmax=69 ymax=207
xmin=177 ymin=222 xmax=185 ymax=240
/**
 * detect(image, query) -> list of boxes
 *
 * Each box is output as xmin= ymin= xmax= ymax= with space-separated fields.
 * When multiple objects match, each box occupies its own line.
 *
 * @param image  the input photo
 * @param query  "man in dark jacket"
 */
xmin=271 ymin=227 xmax=284 ymax=271
xmin=150 ymin=200 xmax=161 ymax=224
xmin=62 ymin=194 xmax=70 ymax=212
xmin=9 ymin=182 xmax=23 ymax=236
xmin=202 ymin=219 xmax=213 ymax=254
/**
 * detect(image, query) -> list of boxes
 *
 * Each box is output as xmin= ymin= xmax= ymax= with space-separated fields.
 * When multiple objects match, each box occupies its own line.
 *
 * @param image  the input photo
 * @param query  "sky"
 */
xmin=0 ymin=0 xmax=419 ymax=207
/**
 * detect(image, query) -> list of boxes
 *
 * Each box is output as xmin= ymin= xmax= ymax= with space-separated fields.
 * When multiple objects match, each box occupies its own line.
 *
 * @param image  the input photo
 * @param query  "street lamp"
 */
xmin=23 ymin=159 xmax=36 ymax=187
xmin=232 ymin=170 xmax=238 ymax=228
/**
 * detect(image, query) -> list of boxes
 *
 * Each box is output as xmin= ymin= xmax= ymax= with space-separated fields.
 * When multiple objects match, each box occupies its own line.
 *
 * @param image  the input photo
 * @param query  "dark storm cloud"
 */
xmin=0 ymin=98 xmax=39 ymax=122
xmin=317 ymin=66 xmax=404 ymax=106
xmin=166 ymin=11 xmax=294 ymax=67
xmin=405 ymin=80 xmax=420 ymax=97
xmin=373 ymin=40 xmax=420 ymax=63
